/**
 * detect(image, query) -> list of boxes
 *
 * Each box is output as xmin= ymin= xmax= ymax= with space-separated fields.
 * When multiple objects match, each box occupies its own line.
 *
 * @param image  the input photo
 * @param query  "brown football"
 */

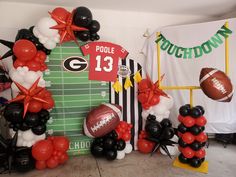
xmin=199 ymin=68 xmax=234 ymax=102
xmin=84 ymin=103 xmax=121 ymax=138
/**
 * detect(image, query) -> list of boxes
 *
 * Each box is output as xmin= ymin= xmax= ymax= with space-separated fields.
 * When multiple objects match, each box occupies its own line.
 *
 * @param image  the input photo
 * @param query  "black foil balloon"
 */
xmin=160 ymin=127 xmax=175 ymax=140
xmin=73 ymin=6 xmax=93 ymax=27
xmin=105 ymin=150 xmax=117 ymax=161
xmin=31 ymin=124 xmax=46 ymax=135
xmin=4 ymin=102 xmax=24 ymax=124
xmin=160 ymin=119 xmax=172 ymax=128
xmin=15 ymin=28 xmax=51 ymax=55
xmin=178 ymin=123 xmax=188 ymax=134
xmin=91 ymin=143 xmax=104 ymax=157
xmin=116 ymin=139 xmax=126 ymax=151
xmin=75 ymin=31 xmax=90 ymax=42
xmin=196 ymin=105 xmax=205 ymax=115
xmin=190 ymin=107 xmax=202 ymax=118
xmin=190 ymin=157 xmax=202 ymax=168
xmin=25 ymin=112 xmax=39 ymax=128
xmin=190 ymin=141 xmax=202 ymax=151
xmin=14 ymin=148 xmax=35 ymax=172
xmin=145 ymin=120 xmax=162 ymax=138
xmin=179 ymin=104 xmax=190 ymax=116
xmin=178 ymin=138 xmax=188 ymax=148
xmin=178 ymin=153 xmax=188 ymax=164
xmin=89 ymin=20 xmax=100 ymax=33
xmin=103 ymin=138 xmax=115 ymax=150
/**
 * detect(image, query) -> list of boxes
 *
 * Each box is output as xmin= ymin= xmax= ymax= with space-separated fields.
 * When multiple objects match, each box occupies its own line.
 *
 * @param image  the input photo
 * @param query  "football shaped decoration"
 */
xmin=199 ymin=68 xmax=234 ymax=102
xmin=84 ymin=103 xmax=121 ymax=138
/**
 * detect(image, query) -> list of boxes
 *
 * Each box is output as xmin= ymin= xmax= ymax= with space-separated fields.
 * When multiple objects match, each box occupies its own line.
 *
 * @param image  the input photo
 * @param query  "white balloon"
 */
xmin=22 ymin=130 xmax=34 ymax=141
xmin=16 ymin=138 xmax=24 ymax=147
xmin=44 ymin=40 xmax=57 ymax=49
xmin=116 ymin=150 xmax=125 ymax=160
xmin=36 ymin=17 xmax=58 ymax=37
xmin=25 ymin=71 xmax=40 ymax=84
xmin=124 ymin=143 xmax=132 ymax=154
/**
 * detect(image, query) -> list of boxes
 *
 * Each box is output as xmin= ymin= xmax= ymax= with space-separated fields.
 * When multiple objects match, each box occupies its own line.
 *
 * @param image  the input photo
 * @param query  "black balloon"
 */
xmin=196 ymin=105 xmax=205 ymax=115
xmin=179 ymin=153 xmax=188 ymax=164
xmin=116 ymin=139 xmax=126 ymax=151
xmin=105 ymin=130 xmax=118 ymax=140
xmin=89 ymin=20 xmax=100 ymax=33
xmin=25 ymin=112 xmax=39 ymax=127
xmin=103 ymin=138 xmax=115 ymax=150
xmin=145 ymin=120 xmax=162 ymax=138
xmin=160 ymin=118 xmax=172 ymax=128
xmin=190 ymin=107 xmax=202 ymax=118
xmin=4 ymin=102 xmax=24 ymax=124
xmin=189 ymin=125 xmax=201 ymax=135
xmin=19 ymin=122 xmax=30 ymax=131
xmin=190 ymin=141 xmax=202 ymax=151
xmin=179 ymin=104 xmax=190 ymax=116
xmin=105 ymin=150 xmax=117 ymax=161
xmin=31 ymin=124 xmax=46 ymax=135
xmin=38 ymin=109 xmax=50 ymax=120
xmin=75 ymin=31 xmax=90 ymax=41
xmin=190 ymin=157 xmax=202 ymax=168
xmin=90 ymin=32 xmax=100 ymax=41
xmin=73 ymin=6 xmax=93 ymax=27
xmin=15 ymin=28 xmax=51 ymax=55
xmin=160 ymin=127 xmax=175 ymax=140
xmin=199 ymin=126 xmax=205 ymax=132
xmin=147 ymin=114 xmax=156 ymax=121
xmin=178 ymin=138 xmax=188 ymax=148
xmin=178 ymin=123 xmax=188 ymax=134
xmin=91 ymin=143 xmax=104 ymax=157
xmin=94 ymin=137 xmax=104 ymax=147
xmin=14 ymin=148 xmax=35 ymax=172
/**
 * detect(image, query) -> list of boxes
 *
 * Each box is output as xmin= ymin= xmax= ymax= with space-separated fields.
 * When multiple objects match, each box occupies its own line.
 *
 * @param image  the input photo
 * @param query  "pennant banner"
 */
xmin=155 ymin=25 xmax=233 ymax=59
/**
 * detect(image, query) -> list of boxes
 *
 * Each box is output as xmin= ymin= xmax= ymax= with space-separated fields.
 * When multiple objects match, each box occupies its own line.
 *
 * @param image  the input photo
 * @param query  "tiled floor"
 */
xmin=2 ymin=140 xmax=236 ymax=177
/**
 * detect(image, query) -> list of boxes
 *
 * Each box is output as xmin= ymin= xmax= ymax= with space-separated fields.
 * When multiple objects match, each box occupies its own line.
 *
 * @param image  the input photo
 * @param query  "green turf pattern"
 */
xmin=43 ymin=42 xmax=109 ymax=156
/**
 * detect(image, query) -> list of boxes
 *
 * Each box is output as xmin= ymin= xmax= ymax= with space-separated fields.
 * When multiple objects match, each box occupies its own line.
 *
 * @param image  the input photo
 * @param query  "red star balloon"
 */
xmin=9 ymin=78 xmax=49 ymax=117
xmin=49 ymin=10 xmax=88 ymax=45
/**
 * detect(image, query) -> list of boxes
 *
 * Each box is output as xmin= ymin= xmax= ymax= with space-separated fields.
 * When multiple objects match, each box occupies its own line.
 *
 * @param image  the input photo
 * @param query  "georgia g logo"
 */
xmin=62 ymin=56 xmax=88 ymax=72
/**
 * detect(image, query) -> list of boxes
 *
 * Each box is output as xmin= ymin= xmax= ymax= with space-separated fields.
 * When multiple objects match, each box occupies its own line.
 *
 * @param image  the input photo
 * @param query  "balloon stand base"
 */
xmin=173 ymin=158 xmax=208 ymax=173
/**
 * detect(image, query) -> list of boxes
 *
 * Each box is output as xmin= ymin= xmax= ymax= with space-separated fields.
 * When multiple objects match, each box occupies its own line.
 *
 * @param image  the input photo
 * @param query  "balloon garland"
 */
xmin=0 ymin=6 xmax=101 ymax=173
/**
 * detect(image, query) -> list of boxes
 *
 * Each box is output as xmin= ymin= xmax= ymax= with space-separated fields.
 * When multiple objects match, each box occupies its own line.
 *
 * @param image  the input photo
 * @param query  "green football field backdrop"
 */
xmin=43 ymin=42 xmax=109 ymax=156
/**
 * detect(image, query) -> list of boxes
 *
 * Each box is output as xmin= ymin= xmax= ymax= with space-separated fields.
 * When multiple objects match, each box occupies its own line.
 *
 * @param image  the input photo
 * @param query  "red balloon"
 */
xmin=182 ymin=116 xmax=195 ymax=127
xmin=150 ymin=95 xmax=160 ymax=105
xmin=26 ymin=60 xmax=41 ymax=71
xmin=52 ymin=7 xmax=70 ymax=21
xmin=195 ymin=116 xmax=207 ymax=126
xmin=182 ymin=132 xmax=195 ymax=144
xmin=36 ymin=160 xmax=46 ymax=170
xmin=46 ymin=157 xmax=58 ymax=169
xmin=122 ymin=132 xmax=131 ymax=141
xmin=59 ymin=153 xmax=69 ymax=164
xmin=196 ymin=132 xmax=207 ymax=143
xmin=119 ymin=121 xmax=128 ymax=129
xmin=195 ymin=149 xmax=206 ymax=158
xmin=138 ymin=93 xmax=148 ymax=104
xmin=178 ymin=115 xmax=184 ymax=123
xmin=13 ymin=39 xmax=37 ymax=61
xmin=34 ymin=51 xmax=47 ymax=63
xmin=182 ymin=147 xmax=195 ymax=158
xmin=137 ymin=139 xmax=155 ymax=154
xmin=28 ymin=100 xmax=43 ymax=112
xmin=32 ymin=140 xmax=54 ymax=161
xmin=13 ymin=59 xmax=26 ymax=68
xmin=53 ymin=137 xmax=70 ymax=152
xmin=42 ymin=97 xmax=55 ymax=109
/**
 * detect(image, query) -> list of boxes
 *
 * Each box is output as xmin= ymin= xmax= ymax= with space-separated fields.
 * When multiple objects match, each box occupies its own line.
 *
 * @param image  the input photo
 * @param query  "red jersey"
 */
xmin=81 ymin=42 xmax=129 ymax=82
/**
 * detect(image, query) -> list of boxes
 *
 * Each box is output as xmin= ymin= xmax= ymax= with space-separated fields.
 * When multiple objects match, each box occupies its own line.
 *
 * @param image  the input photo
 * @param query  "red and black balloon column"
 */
xmin=177 ymin=104 xmax=207 ymax=168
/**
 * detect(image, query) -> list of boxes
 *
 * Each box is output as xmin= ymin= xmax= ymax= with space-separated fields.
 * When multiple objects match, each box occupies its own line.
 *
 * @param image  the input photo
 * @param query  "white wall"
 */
xmin=0 ymin=1 xmax=215 ymax=67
